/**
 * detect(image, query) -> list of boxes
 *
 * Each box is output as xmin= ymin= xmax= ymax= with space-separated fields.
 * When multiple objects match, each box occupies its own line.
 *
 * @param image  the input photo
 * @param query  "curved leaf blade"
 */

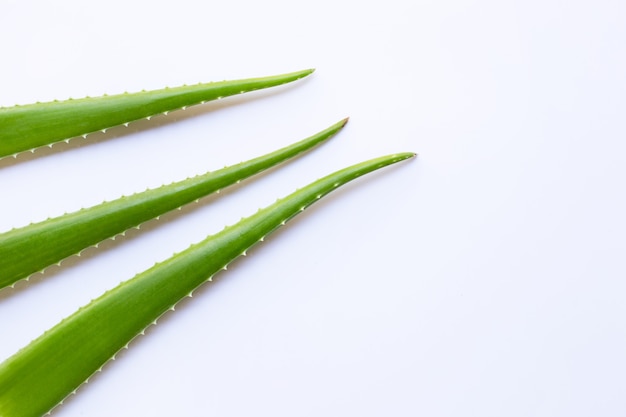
xmin=0 ymin=69 xmax=313 ymax=158
xmin=0 ymin=152 xmax=415 ymax=417
xmin=0 ymin=119 xmax=347 ymax=290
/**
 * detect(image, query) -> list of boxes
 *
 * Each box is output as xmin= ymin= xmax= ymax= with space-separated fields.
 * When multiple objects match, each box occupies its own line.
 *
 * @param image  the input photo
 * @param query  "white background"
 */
xmin=1 ymin=0 xmax=625 ymax=416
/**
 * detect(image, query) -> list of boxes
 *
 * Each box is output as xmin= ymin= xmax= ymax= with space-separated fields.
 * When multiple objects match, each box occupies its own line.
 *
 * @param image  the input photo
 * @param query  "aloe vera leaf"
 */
xmin=0 ymin=69 xmax=313 ymax=158
xmin=0 ymin=119 xmax=347 ymax=291
xmin=0 ymin=152 xmax=415 ymax=417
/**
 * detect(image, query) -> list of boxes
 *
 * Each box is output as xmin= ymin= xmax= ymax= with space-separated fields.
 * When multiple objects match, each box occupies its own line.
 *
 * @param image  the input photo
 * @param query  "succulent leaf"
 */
xmin=0 ymin=118 xmax=347 ymax=290
xmin=0 ymin=69 xmax=313 ymax=158
xmin=0 ymin=152 xmax=414 ymax=417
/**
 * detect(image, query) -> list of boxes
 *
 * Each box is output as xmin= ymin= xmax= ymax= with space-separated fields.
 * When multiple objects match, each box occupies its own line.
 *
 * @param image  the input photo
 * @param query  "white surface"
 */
xmin=1 ymin=0 xmax=625 ymax=416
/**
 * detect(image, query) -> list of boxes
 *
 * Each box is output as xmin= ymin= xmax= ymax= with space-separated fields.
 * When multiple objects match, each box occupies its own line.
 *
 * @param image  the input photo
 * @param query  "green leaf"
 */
xmin=0 ymin=118 xmax=347 ymax=290
xmin=0 ymin=69 xmax=313 ymax=158
xmin=0 ymin=152 xmax=414 ymax=417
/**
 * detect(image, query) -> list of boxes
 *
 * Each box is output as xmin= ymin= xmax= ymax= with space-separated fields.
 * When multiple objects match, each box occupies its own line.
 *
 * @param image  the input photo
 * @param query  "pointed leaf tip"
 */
xmin=389 ymin=152 xmax=417 ymax=163
xmin=291 ymin=68 xmax=315 ymax=79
